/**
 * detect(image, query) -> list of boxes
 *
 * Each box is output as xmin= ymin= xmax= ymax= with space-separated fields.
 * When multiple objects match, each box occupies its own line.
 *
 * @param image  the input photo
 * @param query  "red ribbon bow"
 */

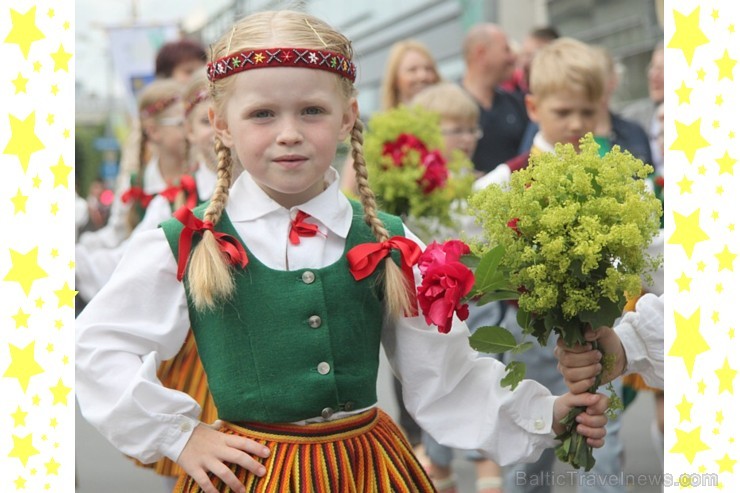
xmin=160 ymin=175 xmax=198 ymax=210
xmin=346 ymin=236 xmax=422 ymax=316
xmin=289 ymin=210 xmax=320 ymax=245
xmin=121 ymin=187 xmax=154 ymax=208
xmin=173 ymin=207 xmax=249 ymax=281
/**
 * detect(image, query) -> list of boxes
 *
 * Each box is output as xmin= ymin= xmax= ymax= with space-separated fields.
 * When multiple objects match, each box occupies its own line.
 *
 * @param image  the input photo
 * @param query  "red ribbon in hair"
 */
xmin=289 ymin=210 xmax=320 ymax=245
xmin=121 ymin=187 xmax=154 ymax=208
xmin=346 ymin=236 xmax=422 ymax=316
xmin=173 ymin=207 xmax=249 ymax=281
xmin=160 ymin=175 xmax=199 ymax=210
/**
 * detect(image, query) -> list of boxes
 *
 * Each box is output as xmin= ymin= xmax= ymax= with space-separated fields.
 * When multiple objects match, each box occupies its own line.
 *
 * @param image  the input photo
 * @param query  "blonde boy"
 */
xmin=474 ymin=38 xmax=604 ymax=190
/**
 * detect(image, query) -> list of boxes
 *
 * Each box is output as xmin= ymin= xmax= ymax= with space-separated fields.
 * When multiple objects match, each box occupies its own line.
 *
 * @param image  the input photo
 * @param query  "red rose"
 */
xmin=654 ymin=176 xmax=664 ymax=189
xmin=419 ymin=150 xmax=449 ymax=193
xmin=418 ymin=240 xmax=471 ymax=275
xmin=417 ymin=261 xmax=475 ymax=333
xmin=507 ymin=218 xmax=521 ymax=236
xmin=382 ymin=133 xmax=428 ymax=166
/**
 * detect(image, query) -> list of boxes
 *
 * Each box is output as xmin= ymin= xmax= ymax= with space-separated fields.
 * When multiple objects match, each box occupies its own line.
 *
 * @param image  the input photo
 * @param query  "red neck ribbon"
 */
xmin=173 ymin=207 xmax=249 ymax=281
xmin=346 ymin=236 xmax=421 ymax=316
xmin=160 ymin=175 xmax=198 ymax=210
xmin=121 ymin=186 xmax=154 ymax=209
xmin=289 ymin=210 xmax=321 ymax=245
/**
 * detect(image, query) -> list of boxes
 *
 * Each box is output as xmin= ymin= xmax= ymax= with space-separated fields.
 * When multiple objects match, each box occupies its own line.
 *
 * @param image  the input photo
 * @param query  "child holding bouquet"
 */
xmin=76 ymin=12 xmax=610 ymax=493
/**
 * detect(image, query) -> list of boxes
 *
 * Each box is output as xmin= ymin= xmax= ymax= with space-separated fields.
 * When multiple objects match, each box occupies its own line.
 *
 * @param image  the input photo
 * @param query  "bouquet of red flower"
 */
xmin=416 ymin=135 xmax=662 ymax=471
xmin=364 ymin=106 xmax=474 ymax=237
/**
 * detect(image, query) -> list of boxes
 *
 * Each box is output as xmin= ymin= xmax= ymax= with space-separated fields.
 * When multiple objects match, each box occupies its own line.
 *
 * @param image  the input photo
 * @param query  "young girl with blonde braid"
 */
xmin=76 ymin=11 xmax=609 ymax=493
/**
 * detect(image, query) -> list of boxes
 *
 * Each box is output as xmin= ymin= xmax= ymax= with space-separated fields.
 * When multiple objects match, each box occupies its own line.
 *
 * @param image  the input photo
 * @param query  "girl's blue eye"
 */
xmin=252 ymin=110 xmax=273 ymax=118
xmin=304 ymin=106 xmax=324 ymax=115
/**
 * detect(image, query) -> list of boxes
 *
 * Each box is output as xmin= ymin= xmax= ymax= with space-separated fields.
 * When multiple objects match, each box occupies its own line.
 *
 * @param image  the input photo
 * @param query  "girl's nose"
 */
xmin=276 ymin=120 xmax=303 ymax=145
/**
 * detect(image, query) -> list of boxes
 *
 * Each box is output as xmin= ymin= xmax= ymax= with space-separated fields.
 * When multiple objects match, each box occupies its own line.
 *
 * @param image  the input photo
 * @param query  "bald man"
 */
xmin=461 ymin=24 xmax=529 ymax=173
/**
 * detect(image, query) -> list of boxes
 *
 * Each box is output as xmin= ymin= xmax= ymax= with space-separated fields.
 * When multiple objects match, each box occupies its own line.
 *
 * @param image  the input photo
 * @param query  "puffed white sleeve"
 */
xmin=75 ymin=227 xmax=201 ymax=464
xmin=381 ymin=226 xmax=558 ymax=466
xmin=614 ymin=293 xmax=664 ymax=389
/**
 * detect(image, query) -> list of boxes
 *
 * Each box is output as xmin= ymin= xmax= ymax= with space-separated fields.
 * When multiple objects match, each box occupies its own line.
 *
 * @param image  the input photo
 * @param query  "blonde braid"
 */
xmin=350 ymin=120 xmax=415 ymax=317
xmin=125 ymin=131 xmax=149 ymax=232
xmin=186 ymin=137 xmax=236 ymax=310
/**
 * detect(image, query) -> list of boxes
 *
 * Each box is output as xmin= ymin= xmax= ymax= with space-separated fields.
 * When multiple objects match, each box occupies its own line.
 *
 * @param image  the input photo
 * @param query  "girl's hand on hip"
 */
xmin=176 ymin=420 xmax=271 ymax=493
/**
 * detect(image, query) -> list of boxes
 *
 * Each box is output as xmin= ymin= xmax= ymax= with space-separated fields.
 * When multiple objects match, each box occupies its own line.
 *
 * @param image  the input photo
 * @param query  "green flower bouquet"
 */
xmin=364 ymin=106 xmax=474 ymax=240
xmin=463 ymin=134 xmax=662 ymax=470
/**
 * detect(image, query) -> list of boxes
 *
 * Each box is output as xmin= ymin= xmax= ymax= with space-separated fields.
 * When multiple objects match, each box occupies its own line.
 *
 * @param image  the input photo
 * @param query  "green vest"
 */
xmin=161 ymin=200 xmax=405 ymax=423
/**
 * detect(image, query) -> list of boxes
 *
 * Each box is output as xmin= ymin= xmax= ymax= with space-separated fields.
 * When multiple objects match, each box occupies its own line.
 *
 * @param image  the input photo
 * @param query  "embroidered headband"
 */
xmin=140 ymin=96 xmax=179 ymax=118
xmin=184 ymin=89 xmax=209 ymax=117
xmin=207 ymin=47 xmax=357 ymax=83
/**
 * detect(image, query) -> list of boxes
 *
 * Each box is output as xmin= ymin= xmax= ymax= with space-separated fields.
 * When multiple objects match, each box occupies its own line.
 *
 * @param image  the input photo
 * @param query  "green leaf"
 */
xmin=459 ymin=253 xmax=480 ymax=269
xmin=516 ymin=308 xmax=531 ymax=331
xmin=475 ymin=290 xmax=520 ymax=305
xmin=510 ymin=341 xmax=533 ymax=355
xmin=578 ymin=299 xmax=623 ymax=331
xmin=500 ymin=361 xmax=526 ymax=390
xmin=469 ymin=326 xmax=518 ymax=353
xmin=472 ymin=245 xmax=507 ymax=292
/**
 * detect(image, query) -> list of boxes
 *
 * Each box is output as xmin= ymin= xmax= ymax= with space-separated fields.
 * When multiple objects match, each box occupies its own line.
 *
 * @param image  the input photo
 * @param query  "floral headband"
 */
xmin=184 ymin=89 xmax=209 ymax=117
xmin=206 ymin=47 xmax=357 ymax=83
xmin=140 ymin=96 xmax=179 ymax=118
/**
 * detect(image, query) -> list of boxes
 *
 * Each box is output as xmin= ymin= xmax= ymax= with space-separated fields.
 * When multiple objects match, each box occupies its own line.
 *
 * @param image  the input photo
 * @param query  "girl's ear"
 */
xmin=338 ymin=98 xmax=359 ymax=142
xmin=209 ymin=107 xmax=233 ymax=147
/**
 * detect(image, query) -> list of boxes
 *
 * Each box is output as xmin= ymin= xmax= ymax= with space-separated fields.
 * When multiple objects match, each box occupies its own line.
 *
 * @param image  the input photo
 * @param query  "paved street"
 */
xmin=76 ymin=352 xmax=662 ymax=492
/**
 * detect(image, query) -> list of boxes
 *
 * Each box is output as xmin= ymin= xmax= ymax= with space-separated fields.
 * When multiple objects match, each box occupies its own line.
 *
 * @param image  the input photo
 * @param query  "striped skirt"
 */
xmin=173 ymin=408 xmax=435 ymax=492
xmin=133 ymin=331 xmax=219 ymax=477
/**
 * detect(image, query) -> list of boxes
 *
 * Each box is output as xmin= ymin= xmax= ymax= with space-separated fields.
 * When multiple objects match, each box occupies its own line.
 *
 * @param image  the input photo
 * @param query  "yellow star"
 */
xmin=668 ymin=209 xmax=710 ymax=258
xmin=11 ymin=188 xmax=28 ymax=214
xmin=32 ymin=175 xmax=42 ymax=188
xmin=712 ymin=119 xmax=720 ymax=128
xmin=3 ymin=342 xmax=45 ymax=392
xmin=12 ymin=308 xmax=30 ymax=328
xmin=712 ymin=311 xmax=720 ymax=323
xmin=33 ymin=61 xmax=42 ymax=72
xmin=50 ymin=44 xmax=73 ymax=72
xmin=730 ymin=224 xmax=735 ymax=232
xmin=4 ymin=7 xmax=46 ymax=59
xmin=711 ymin=9 xmax=719 ymax=21
xmin=63 ymin=21 xmax=70 ymax=30
xmin=35 ymin=297 xmax=44 ymax=309
xmin=3 ymin=112 xmax=46 ymax=173
xmin=715 ymin=94 xmax=724 ymax=105
xmin=717 ymin=411 xmax=724 ymax=424
xmin=50 ymin=418 xmax=58 ymax=429
xmin=677 ymin=175 xmax=694 ymax=194
xmin=54 ymin=319 xmax=63 ymax=330
xmin=698 ymin=379 xmax=706 ymax=394
xmin=730 ymin=24 xmax=736 ymax=33
xmin=714 ymin=427 xmax=720 ymax=435
xmin=46 ymin=114 xmax=54 ymax=125
xmin=12 ymin=73 xmax=29 ymax=94
xmin=14 ymin=476 xmax=26 ymax=489
xmin=50 ymin=249 xmax=58 ymax=258
xmin=50 ymin=84 xmax=59 ymax=96
xmin=50 ymin=156 xmax=73 ymax=188
xmin=730 ymin=328 xmax=736 ymax=339
xmin=63 ymin=129 xmax=70 ymax=139
xmin=670 ymin=119 xmax=710 ymax=163
xmin=697 ymin=260 xmax=707 ymax=272
xmin=68 ymin=260 xmax=75 ymax=269
xmin=8 ymin=433 xmax=40 ymax=466
xmin=676 ymin=272 xmax=692 ymax=292
xmin=11 ymin=406 xmax=28 ymax=426
xmin=4 ymin=247 xmax=48 ymax=296
xmin=50 ymin=203 xmax=59 ymax=216
xmin=53 ymin=282 xmax=77 ymax=308
xmin=717 ymin=185 xmax=725 ymax=195
xmin=32 ymin=395 xmax=40 ymax=405
xmin=697 ymin=165 xmax=707 ymax=175
xmin=714 ymin=49 xmax=737 ymax=80
xmin=676 ymin=395 xmax=693 ymax=422
xmin=715 ymin=246 xmax=737 ymax=271
xmin=716 ymin=358 xmax=737 ymax=394
xmin=711 ymin=210 xmax=720 ymax=220
xmin=717 ymin=453 xmax=736 ymax=473
xmin=49 ymin=379 xmax=71 ymax=405
xmin=716 ymin=151 xmax=736 ymax=175
xmin=716 ymin=283 xmax=724 ymax=293
xmin=668 ymin=7 xmax=710 ymax=65
xmin=731 ymin=131 xmax=736 ymax=139
xmin=62 ymin=355 xmax=69 ymax=365
xmin=30 ymin=468 xmax=36 ymax=476
xmin=670 ymin=426 xmax=710 ymax=464
xmin=45 ymin=343 xmax=53 ymax=353
xmin=44 ymin=457 xmax=60 ymax=475
xmin=669 ymin=308 xmax=709 ymax=377
xmin=697 ymin=68 xmax=706 ymax=80
xmin=675 ymin=81 xmax=693 ymax=104
xmin=48 ymin=8 xmax=55 ymax=18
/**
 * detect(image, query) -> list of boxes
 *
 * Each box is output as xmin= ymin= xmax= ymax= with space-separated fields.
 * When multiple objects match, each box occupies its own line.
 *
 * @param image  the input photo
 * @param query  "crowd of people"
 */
xmin=75 ymin=9 xmax=664 ymax=493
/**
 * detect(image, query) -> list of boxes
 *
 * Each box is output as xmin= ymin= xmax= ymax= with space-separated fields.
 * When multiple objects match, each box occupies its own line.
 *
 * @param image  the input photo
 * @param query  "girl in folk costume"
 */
xmin=76 ymin=11 xmax=609 ymax=493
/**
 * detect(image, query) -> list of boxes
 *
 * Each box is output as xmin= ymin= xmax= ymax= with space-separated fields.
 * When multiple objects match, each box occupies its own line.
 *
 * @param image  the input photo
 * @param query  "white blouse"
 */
xmin=75 ymin=168 xmax=558 ymax=467
xmin=615 ymin=293 xmax=664 ymax=389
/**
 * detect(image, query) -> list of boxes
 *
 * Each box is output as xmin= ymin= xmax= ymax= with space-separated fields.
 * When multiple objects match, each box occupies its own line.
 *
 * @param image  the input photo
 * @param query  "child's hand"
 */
xmin=552 ymin=392 xmax=608 ymax=448
xmin=176 ymin=420 xmax=271 ymax=493
xmin=554 ymin=327 xmax=627 ymax=394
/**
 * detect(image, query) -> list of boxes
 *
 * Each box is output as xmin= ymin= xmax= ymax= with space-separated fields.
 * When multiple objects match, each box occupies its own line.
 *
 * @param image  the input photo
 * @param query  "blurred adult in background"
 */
xmin=461 ymin=24 xmax=529 ymax=175
xmin=155 ymin=38 xmax=208 ymax=82
xmin=621 ymin=44 xmax=664 ymax=175
xmin=500 ymin=26 xmax=560 ymax=97
xmin=380 ymin=39 xmax=441 ymax=110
